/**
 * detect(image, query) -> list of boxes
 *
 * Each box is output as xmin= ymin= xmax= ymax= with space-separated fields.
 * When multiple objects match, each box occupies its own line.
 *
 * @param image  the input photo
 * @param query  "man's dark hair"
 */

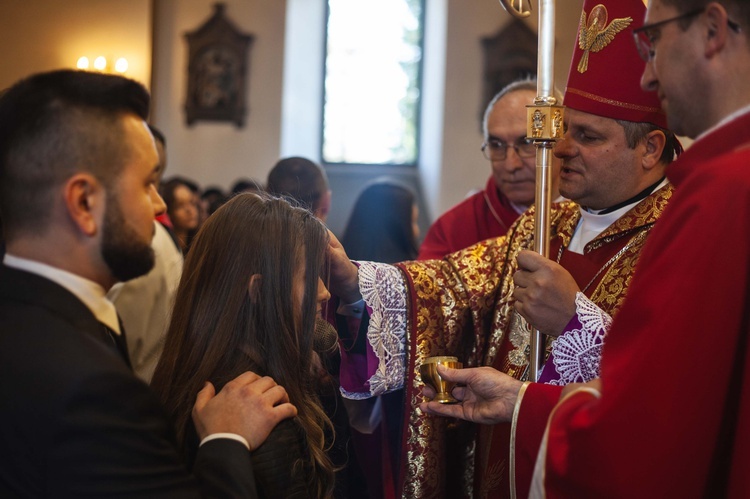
xmin=202 ymin=186 xmax=226 ymax=200
xmin=266 ymin=157 xmax=329 ymax=214
xmin=230 ymin=178 xmax=262 ymax=195
xmin=148 ymin=124 xmax=166 ymax=146
xmin=0 ymin=70 xmax=150 ymax=239
xmin=661 ymin=0 xmax=749 ymax=31
xmin=201 ymin=186 xmax=228 ymax=217
xmin=616 ymin=120 xmax=680 ymax=164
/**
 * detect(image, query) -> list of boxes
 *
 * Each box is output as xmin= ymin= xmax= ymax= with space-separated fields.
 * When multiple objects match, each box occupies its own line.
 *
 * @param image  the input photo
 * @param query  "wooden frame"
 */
xmin=184 ymin=3 xmax=254 ymax=127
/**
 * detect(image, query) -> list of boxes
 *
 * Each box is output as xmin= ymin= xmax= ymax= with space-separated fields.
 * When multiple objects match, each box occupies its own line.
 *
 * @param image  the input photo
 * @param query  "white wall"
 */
xmin=0 ymin=0 xmax=582 ymax=237
xmin=150 ymin=0 xmax=287 ymax=190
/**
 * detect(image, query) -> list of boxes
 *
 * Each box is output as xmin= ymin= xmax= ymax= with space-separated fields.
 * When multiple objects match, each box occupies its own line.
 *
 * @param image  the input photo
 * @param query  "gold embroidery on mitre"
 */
xmin=565 ymin=87 xmax=665 ymax=114
xmin=577 ymin=5 xmax=633 ymax=73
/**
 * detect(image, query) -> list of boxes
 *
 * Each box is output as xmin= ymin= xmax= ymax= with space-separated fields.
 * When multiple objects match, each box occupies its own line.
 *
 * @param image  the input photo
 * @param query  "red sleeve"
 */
xmin=512 ymin=382 xmax=563 ymax=499
xmin=418 ymin=192 xmax=486 ymax=260
xmin=537 ymin=153 xmax=750 ymax=497
xmin=418 ymin=213 xmax=456 ymax=260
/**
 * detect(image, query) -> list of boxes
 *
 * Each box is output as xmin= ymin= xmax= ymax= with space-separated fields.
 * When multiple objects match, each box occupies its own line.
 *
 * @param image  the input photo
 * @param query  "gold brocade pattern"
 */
xmin=394 ymin=185 xmax=673 ymax=499
xmin=400 ymin=262 xmax=469 ymax=497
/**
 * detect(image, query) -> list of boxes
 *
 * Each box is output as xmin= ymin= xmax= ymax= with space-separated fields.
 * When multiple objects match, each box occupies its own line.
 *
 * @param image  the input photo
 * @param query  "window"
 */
xmin=322 ymin=0 xmax=425 ymax=165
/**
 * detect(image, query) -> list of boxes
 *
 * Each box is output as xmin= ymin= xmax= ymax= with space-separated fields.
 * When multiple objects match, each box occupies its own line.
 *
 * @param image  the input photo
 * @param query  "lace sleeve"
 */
xmin=538 ymin=292 xmax=612 ymax=385
xmin=351 ymin=261 xmax=408 ymax=397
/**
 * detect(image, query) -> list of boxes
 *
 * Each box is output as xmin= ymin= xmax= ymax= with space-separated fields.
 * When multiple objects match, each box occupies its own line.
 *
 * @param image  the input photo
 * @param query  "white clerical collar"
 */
xmin=694 ymin=104 xmax=750 ymax=143
xmin=568 ymin=179 xmax=669 ymax=254
xmin=3 ymin=253 xmax=121 ymax=334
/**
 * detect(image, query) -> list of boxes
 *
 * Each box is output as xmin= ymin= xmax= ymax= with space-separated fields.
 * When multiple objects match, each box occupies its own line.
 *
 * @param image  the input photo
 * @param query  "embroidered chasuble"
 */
xmin=340 ymin=185 xmax=673 ymax=498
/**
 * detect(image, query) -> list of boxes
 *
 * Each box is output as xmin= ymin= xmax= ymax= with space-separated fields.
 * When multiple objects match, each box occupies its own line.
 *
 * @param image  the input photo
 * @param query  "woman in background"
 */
xmin=159 ymin=176 xmax=200 ymax=254
xmin=151 ymin=192 xmax=335 ymax=498
xmin=341 ymin=179 xmax=420 ymax=263
xmin=339 ymin=178 xmax=421 ymax=497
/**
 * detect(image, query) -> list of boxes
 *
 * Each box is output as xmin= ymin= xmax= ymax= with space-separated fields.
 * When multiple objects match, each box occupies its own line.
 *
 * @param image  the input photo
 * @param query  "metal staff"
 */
xmin=498 ymin=0 xmax=564 ymax=382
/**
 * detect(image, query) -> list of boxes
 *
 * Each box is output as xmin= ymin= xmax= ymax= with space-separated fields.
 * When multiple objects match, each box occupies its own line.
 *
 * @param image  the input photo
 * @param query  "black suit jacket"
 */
xmin=0 ymin=265 xmax=257 ymax=498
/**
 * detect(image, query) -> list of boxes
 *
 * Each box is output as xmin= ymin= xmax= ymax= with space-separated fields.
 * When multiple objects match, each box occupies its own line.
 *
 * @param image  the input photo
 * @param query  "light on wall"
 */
xmin=76 ymin=56 xmax=129 ymax=74
xmin=114 ymin=58 xmax=129 ymax=73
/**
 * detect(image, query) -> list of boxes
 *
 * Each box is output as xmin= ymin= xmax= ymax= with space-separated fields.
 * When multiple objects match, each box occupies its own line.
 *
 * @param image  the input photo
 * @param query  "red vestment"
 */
xmin=339 ymin=185 xmax=672 ymax=498
xmin=418 ymin=177 xmax=522 ymax=260
xmin=514 ymin=112 xmax=750 ymax=498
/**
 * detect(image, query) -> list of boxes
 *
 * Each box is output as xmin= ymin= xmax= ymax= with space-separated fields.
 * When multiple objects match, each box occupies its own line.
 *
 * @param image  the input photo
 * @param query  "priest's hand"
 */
xmin=419 ymin=366 xmax=523 ymax=424
xmin=513 ymin=249 xmax=579 ymax=337
xmin=326 ymin=230 xmax=362 ymax=304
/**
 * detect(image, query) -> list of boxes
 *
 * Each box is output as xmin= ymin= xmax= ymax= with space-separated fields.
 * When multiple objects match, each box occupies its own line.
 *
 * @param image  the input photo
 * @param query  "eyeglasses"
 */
xmin=481 ymin=138 xmax=536 ymax=161
xmin=633 ymin=7 xmax=741 ymax=62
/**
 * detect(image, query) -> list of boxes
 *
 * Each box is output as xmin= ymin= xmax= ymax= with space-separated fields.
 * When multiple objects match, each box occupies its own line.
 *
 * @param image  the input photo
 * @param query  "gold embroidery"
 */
xmin=395 ymin=185 xmax=674 ymax=498
xmin=577 ymin=5 xmax=632 ymax=73
xmin=557 ymin=225 xmax=653 ymax=294
xmin=480 ymin=458 xmax=506 ymax=498
xmin=402 ymin=260 xmax=472 ymax=497
xmin=566 ymin=87 xmax=665 ymax=114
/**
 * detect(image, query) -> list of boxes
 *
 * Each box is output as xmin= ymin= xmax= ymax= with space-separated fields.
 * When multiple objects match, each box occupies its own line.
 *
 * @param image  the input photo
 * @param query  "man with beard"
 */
xmin=107 ymin=125 xmax=184 ymax=383
xmin=0 ymin=70 xmax=297 ymax=497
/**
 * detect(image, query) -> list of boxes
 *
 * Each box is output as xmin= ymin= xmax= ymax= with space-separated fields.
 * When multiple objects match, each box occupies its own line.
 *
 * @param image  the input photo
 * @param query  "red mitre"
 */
xmin=564 ymin=0 xmax=668 ymax=128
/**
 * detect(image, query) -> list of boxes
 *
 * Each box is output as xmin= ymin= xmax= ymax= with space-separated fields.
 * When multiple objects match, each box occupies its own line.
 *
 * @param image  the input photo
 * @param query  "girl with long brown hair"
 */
xmin=151 ymin=192 xmax=335 ymax=498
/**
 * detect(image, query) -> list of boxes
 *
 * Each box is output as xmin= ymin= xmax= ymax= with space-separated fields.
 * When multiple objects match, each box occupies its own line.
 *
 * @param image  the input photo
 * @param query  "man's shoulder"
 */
xmin=0 ymin=276 xmax=164 ymax=494
xmin=700 ymin=146 xmax=750 ymax=187
xmin=0 ymin=279 xmax=137 ymax=405
xmin=0 ymin=297 xmax=137 ymax=396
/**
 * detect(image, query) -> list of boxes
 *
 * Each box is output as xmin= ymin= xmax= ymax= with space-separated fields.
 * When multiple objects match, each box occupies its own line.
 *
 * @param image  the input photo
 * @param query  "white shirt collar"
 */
xmin=3 ymin=253 xmax=121 ymax=334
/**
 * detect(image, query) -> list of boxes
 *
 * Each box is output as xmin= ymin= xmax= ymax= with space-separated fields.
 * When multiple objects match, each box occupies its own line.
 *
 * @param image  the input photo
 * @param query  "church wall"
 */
xmin=0 ymin=0 xmax=582 ymax=237
xmin=0 ymin=0 xmax=151 ymax=89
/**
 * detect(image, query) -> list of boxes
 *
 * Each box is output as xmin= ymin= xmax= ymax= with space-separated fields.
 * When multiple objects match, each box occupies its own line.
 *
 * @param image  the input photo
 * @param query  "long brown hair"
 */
xmin=151 ymin=192 xmax=334 ymax=497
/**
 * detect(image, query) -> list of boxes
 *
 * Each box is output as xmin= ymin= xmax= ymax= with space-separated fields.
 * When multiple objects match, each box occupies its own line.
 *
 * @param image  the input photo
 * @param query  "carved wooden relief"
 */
xmin=185 ymin=3 xmax=254 ymax=127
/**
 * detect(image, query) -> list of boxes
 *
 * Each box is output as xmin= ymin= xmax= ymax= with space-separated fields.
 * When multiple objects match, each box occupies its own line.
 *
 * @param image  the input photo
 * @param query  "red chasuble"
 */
xmin=392 ymin=186 xmax=671 ymax=498
xmin=514 ymin=112 xmax=750 ymax=498
xmin=418 ymin=176 xmax=522 ymax=260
